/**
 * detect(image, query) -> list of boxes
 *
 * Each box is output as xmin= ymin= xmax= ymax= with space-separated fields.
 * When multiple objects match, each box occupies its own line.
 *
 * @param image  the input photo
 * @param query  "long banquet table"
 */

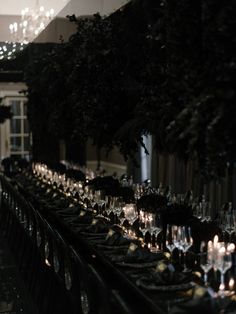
xmin=1 ymin=169 xmax=236 ymax=314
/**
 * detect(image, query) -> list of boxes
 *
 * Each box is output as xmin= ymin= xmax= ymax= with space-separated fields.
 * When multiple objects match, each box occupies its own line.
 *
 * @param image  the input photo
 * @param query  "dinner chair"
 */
xmin=110 ymin=289 xmax=135 ymax=314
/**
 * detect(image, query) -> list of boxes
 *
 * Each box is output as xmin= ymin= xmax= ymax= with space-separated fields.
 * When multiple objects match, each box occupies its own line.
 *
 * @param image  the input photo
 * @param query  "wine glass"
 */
xmin=179 ymin=226 xmax=193 ymax=272
xmin=139 ymin=210 xmax=148 ymax=238
xmin=118 ymin=209 xmax=126 ymax=226
xmin=145 ymin=213 xmax=162 ymax=237
xmin=202 ymin=201 xmax=211 ymax=222
xmin=113 ymin=197 xmax=125 ymax=224
xmin=225 ymin=211 xmax=236 ymax=241
xmin=200 ymin=241 xmax=213 ymax=285
xmin=124 ymin=204 xmax=138 ymax=226
xmin=166 ymin=224 xmax=176 ymax=259
xmin=216 ymin=248 xmax=232 ymax=296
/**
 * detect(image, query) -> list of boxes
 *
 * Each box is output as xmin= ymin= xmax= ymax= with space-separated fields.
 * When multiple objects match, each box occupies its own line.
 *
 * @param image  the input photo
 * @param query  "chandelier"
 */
xmin=9 ymin=0 xmax=55 ymax=44
xmin=0 ymin=42 xmax=25 ymax=60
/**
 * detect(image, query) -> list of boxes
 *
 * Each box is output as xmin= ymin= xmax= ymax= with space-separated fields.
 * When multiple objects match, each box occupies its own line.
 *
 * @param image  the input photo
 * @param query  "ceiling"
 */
xmin=0 ymin=0 xmax=130 ymax=42
xmin=0 ymin=0 xmax=69 ymax=16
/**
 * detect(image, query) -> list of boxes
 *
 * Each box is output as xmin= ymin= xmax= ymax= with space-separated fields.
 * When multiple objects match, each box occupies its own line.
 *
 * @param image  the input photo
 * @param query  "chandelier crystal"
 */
xmin=9 ymin=1 xmax=55 ymax=44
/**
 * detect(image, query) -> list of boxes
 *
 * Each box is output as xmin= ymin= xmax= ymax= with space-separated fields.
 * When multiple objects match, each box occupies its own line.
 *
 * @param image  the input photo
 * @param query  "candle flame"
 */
xmin=227 ymin=243 xmax=235 ymax=253
xmin=219 ymin=246 xmax=226 ymax=254
xmin=229 ymin=278 xmax=234 ymax=291
xmin=213 ymin=235 xmax=218 ymax=244
xmin=208 ymin=240 xmax=213 ymax=248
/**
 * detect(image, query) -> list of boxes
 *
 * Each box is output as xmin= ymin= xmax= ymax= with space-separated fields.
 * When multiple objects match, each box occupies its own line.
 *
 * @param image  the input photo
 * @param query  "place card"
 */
xmin=106 ymin=229 xmax=115 ymax=241
xmin=91 ymin=219 xmax=98 ymax=225
xmin=155 ymin=261 xmax=168 ymax=273
xmin=127 ymin=243 xmax=138 ymax=254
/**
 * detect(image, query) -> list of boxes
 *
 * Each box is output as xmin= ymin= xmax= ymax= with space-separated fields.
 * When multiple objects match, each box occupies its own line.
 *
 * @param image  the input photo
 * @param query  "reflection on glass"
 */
xmin=10 ymin=100 xmax=21 ymax=115
xmin=10 ymin=119 xmax=21 ymax=134
xmin=24 ymin=119 xmax=29 ymax=133
xmin=10 ymin=137 xmax=22 ymax=151
xmin=23 ymin=102 xmax=27 ymax=116
xmin=23 ymin=136 xmax=30 ymax=151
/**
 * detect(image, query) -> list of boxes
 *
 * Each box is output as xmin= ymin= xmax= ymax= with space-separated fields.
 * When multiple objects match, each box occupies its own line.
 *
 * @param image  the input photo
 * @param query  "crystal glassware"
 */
xmin=216 ymin=247 xmax=232 ymax=296
xmin=166 ymin=224 xmax=176 ymax=259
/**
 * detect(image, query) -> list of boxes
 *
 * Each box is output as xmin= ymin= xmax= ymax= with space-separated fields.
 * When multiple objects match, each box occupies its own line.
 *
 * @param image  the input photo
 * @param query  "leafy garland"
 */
xmin=0 ymin=98 xmax=12 ymax=123
xmin=22 ymin=0 xmax=236 ymax=179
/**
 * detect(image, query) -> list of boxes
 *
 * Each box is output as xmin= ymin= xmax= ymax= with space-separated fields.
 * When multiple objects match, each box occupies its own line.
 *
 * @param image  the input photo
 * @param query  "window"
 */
xmin=9 ymin=98 xmax=30 ymax=159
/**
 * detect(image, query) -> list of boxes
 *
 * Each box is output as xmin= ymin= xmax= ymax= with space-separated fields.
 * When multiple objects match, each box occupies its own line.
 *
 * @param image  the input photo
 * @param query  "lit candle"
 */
xmin=208 ymin=240 xmax=213 ymax=249
xmin=213 ymin=235 xmax=218 ymax=248
xmin=227 ymin=243 xmax=235 ymax=253
xmin=229 ymin=278 xmax=234 ymax=291
xmin=219 ymin=283 xmax=225 ymax=292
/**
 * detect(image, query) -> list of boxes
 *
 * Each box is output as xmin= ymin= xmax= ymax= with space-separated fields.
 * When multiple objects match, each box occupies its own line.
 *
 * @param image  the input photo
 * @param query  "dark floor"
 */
xmin=0 ymin=233 xmax=36 ymax=314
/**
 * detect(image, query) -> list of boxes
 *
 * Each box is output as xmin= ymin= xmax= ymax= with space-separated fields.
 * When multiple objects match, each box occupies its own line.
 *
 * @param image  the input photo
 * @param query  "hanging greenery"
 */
xmin=21 ymin=0 xmax=236 ymax=179
xmin=0 ymin=100 xmax=12 ymax=123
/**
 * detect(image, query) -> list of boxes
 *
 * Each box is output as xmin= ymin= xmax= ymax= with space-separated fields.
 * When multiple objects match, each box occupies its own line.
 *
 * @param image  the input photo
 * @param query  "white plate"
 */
xmin=136 ymin=279 xmax=195 ymax=291
xmin=117 ymin=261 xmax=158 ymax=268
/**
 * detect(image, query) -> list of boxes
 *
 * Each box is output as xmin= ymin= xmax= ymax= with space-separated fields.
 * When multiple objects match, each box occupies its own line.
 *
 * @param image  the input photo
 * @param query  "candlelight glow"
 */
xmin=219 ymin=283 xmax=225 ymax=291
xmin=227 ymin=243 xmax=235 ymax=253
xmin=213 ymin=235 xmax=218 ymax=245
xmin=229 ymin=278 xmax=234 ymax=291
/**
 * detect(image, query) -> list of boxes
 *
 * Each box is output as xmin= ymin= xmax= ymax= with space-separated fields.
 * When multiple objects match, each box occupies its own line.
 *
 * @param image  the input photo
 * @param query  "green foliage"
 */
xmin=23 ymin=0 xmax=236 ymax=179
xmin=0 ymin=98 xmax=12 ymax=123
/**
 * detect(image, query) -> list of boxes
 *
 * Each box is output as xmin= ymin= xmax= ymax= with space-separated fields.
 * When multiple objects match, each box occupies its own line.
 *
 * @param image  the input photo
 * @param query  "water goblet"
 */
xmin=166 ymin=224 xmax=176 ymax=260
xmin=200 ymin=241 xmax=213 ymax=286
xmin=179 ymin=226 xmax=193 ymax=272
xmin=216 ymin=248 xmax=232 ymax=297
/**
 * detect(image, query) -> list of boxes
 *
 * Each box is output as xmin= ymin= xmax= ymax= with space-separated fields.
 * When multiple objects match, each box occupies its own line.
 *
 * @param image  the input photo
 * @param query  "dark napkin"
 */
xmin=148 ymin=262 xmax=192 ymax=285
xmin=169 ymin=286 xmax=218 ymax=314
xmin=124 ymin=243 xmax=163 ymax=263
xmin=85 ymin=218 xmax=109 ymax=233
xmin=57 ymin=205 xmax=81 ymax=215
xmin=71 ymin=209 xmax=93 ymax=222
xmin=41 ymin=196 xmax=70 ymax=210
xmin=104 ymin=230 xmax=130 ymax=246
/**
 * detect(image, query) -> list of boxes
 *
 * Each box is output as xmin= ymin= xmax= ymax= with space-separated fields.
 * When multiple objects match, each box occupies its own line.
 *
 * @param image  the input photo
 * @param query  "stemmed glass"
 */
xmin=139 ymin=210 xmax=148 ymax=239
xmin=118 ymin=208 xmax=126 ymax=226
xmin=178 ymin=226 xmax=193 ymax=272
xmin=113 ymin=198 xmax=125 ymax=224
xmin=94 ymin=190 xmax=106 ymax=216
xmin=105 ymin=196 xmax=114 ymax=216
xmin=216 ymin=247 xmax=232 ymax=296
xmin=202 ymin=201 xmax=211 ymax=222
xmin=120 ymin=204 xmax=138 ymax=239
xmin=133 ymin=183 xmax=144 ymax=201
xmin=125 ymin=203 xmax=138 ymax=226
xmin=166 ymin=224 xmax=177 ymax=260
xmin=200 ymin=241 xmax=213 ymax=286
xmin=225 ymin=211 xmax=236 ymax=241
xmin=145 ymin=213 xmax=162 ymax=237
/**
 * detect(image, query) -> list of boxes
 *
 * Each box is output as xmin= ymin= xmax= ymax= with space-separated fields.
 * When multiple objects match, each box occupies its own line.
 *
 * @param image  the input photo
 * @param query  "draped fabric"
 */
xmin=151 ymin=152 xmax=236 ymax=217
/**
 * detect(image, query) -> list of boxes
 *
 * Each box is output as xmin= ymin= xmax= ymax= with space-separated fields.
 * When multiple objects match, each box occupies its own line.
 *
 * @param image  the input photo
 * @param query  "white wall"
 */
xmin=58 ymin=0 xmax=130 ymax=18
xmin=0 ymin=0 xmax=69 ymax=16
xmin=0 ymin=0 xmax=130 ymax=42
xmin=0 ymin=83 xmax=27 ymax=159
xmin=0 ymin=15 xmax=21 ymax=42
xmin=35 ymin=0 xmax=130 ymax=43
